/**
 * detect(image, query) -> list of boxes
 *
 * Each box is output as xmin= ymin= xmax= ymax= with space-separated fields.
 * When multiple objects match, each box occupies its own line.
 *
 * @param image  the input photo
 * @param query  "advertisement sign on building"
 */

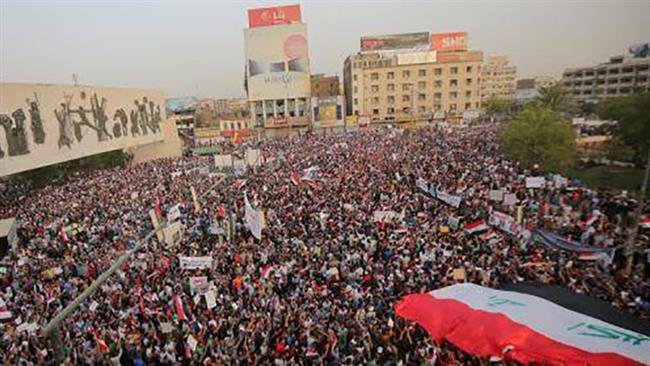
xmin=245 ymin=23 xmax=311 ymax=101
xmin=397 ymin=51 xmax=437 ymax=65
xmin=312 ymin=96 xmax=344 ymax=128
xmin=361 ymin=32 xmax=430 ymax=52
xmin=431 ymin=32 xmax=468 ymax=52
xmin=0 ymin=83 xmax=166 ymax=177
xmin=248 ymin=4 xmax=302 ymax=28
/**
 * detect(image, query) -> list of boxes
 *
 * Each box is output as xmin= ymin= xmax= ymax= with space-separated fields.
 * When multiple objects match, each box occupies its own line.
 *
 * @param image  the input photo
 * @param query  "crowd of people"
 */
xmin=1 ymin=124 xmax=648 ymax=365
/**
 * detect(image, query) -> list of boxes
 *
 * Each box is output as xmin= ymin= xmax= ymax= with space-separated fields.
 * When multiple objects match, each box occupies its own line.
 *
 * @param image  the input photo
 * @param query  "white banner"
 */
xmin=189 ymin=276 xmax=209 ymax=294
xmin=489 ymin=211 xmax=522 ymax=236
xmin=244 ymin=194 xmax=263 ymax=240
xmin=416 ymin=178 xmax=430 ymax=193
xmin=245 ymin=148 xmax=261 ymax=167
xmin=167 ymin=204 xmax=181 ymax=222
xmin=214 ymin=154 xmax=233 ymax=168
xmin=204 ymin=290 xmax=217 ymax=309
xmin=432 ymin=284 xmax=650 ymax=365
xmin=435 ymin=188 xmax=462 ymax=208
xmin=163 ymin=221 xmax=182 ymax=246
xmin=503 ymin=193 xmax=517 ymax=206
xmin=525 ymin=176 xmax=546 ymax=189
xmin=489 ymin=190 xmax=504 ymax=202
xmin=373 ymin=210 xmax=403 ymax=222
xmin=179 ymin=256 xmax=213 ymax=269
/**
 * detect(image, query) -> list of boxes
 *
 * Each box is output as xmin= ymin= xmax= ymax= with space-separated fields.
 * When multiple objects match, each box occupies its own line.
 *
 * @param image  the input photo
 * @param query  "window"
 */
xmin=466 ymin=78 xmax=472 ymax=85
xmin=403 ymin=70 xmax=410 ymax=78
xmin=418 ymin=81 xmax=426 ymax=89
xmin=353 ymin=75 xmax=357 ymax=81
xmin=387 ymin=107 xmax=395 ymax=114
xmin=418 ymin=106 xmax=426 ymax=113
xmin=434 ymin=80 xmax=442 ymax=88
xmin=465 ymin=103 xmax=471 ymax=109
xmin=353 ymin=86 xmax=358 ymax=93
xmin=465 ymin=91 xmax=472 ymax=98
xmin=373 ymin=109 xmax=379 ymax=115
xmin=402 ymin=84 xmax=410 ymax=91
xmin=418 ymin=93 xmax=426 ymax=101
xmin=434 ymin=68 xmax=442 ymax=76
xmin=434 ymin=92 xmax=442 ymax=100
xmin=372 ymin=97 xmax=379 ymax=104
xmin=418 ymin=69 xmax=426 ymax=77
xmin=433 ymin=104 xmax=441 ymax=110
xmin=466 ymin=66 xmax=473 ymax=73
xmin=450 ymin=103 xmax=457 ymax=110
xmin=387 ymin=72 xmax=395 ymax=79
xmin=371 ymin=85 xmax=379 ymax=92
xmin=387 ymin=83 xmax=395 ymax=91
xmin=450 ymin=92 xmax=458 ymax=99
xmin=450 ymin=67 xmax=458 ymax=74
xmin=450 ymin=79 xmax=458 ymax=87
xmin=354 ymin=98 xmax=358 ymax=105
xmin=402 ymin=95 xmax=411 ymax=102
xmin=371 ymin=72 xmax=379 ymax=80
xmin=402 ymin=107 xmax=410 ymax=114
xmin=387 ymin=96 xmax=395 ymax=104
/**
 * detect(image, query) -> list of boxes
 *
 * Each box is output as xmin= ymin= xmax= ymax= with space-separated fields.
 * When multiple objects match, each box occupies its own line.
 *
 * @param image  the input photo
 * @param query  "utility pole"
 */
xmin=625 ymin=148 xmax=650 ymax=274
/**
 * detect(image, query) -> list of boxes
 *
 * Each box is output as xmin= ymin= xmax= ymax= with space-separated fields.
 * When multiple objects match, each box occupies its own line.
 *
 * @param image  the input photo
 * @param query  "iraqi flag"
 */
xmin=640 ymin=216 xmax=650 ymax=229
xmin=396 ymin=283 xmax=650 ymax=365
xmin=465 ymin=219 xmax=488 ymax=234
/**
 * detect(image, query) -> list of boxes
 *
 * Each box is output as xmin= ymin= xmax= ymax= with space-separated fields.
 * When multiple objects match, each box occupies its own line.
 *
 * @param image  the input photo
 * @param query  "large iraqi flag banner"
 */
xmin=395 ymin=283 xmax=650 ymax=365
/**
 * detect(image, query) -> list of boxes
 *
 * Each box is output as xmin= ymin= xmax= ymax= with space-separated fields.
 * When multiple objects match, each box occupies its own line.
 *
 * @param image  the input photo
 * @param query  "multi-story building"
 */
xmin=244 ymin=4 xmax=311 ymax=129
xmin=515 ymin=76 xmax=557 ymax=104
xmin=480 ymin=55 xmax=516 ymax=102
xmin=311 ymin=74 xmax=340 ymax=98
xmin=562 ymin=43 xmax=650 ymax=103
xmin=343 ymin=31 xmax=482 ymax=123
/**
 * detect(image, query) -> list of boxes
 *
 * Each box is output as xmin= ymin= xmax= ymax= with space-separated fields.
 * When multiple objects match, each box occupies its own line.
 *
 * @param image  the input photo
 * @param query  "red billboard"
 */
xmin=248 ymin=5 xmax=301 ymax=28
xmin=431 ymin=32 xmax=468 ymax=52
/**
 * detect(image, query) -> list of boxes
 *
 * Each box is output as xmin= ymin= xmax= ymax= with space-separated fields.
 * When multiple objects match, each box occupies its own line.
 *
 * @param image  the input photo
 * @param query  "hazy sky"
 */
xmin=1 ymin=0 xmax=648 ymax=99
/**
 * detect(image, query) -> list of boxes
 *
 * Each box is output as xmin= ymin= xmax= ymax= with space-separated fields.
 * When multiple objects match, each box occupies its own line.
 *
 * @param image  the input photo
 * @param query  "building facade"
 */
xmin=480 ymin=55 xmax=516 ymax=102
xmin=562 ymin=44 xmax=650 ymax=103
xmin=244 ymin=4 xmax=312 ymax=129
xmin=515 ymin=76 xmax=557 ymax=104
xmin=343 ymin=31 xmax=482 ymax=123
xmin=311 ymin=74 xmax=340 ymax=98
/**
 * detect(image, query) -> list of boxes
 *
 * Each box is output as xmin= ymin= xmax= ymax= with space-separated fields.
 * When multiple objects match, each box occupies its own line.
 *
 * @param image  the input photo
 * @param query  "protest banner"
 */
xmin=503 ymin=193 xmax=517 ymax=206
xmin=214 ymin=154 xmax=233 ymax=169
xmin=435 ymin=188 xmax=462 ymax=208
xmin=553 ymin=174 xmax=568 ymax=188
xmin=489 ymin=211 xmax=522 ymax=237
xmin=190 ymin=186 xmax=201 ymax=213
xmin=179 ymin=256 xmax=213 ymax=270
xmin=489 ymin=190 xmax=504 ymax=202
xmin=244 ymin=194 xmax=263 ymax=240
xmin=205 ymin=290 xmax=217 ymax=309
xmin=525 ymin=176 xmax=545 ymax=189
xmin=373 ymin=210 xmax=402 ymax=222
xmin=189 ymin=276 xmax=209 ymax=294
xmin=149 ymin=209 xmax=165 ymax=243
xmin=246 ymin=148 xmax=261 ymax=167
xmin=163 ymin=221 xmax=182 ymax=246
xmin=167 ymin=204 xmax=181 ymax=222
xmin=416 ymin=178 xmax=429 ymax=193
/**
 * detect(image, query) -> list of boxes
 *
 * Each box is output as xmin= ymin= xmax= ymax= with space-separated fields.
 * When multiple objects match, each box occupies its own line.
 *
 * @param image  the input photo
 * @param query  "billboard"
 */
xmin=245 ymin=23 xmax=311 ymax=101
xmin=312 ymin=96 xmax=343 ymax=128
xmin=248 ymin=4 xmax=301 ymax=28
xmin=397 ymin=50 xmax=437 ymax=65
xmin=361 ymin=32 xmax=430 ymax=52
xmin=431 ymin=32 xmax=468 ymax=52
xmin=437 ymin=50 xmax=483 ymax=63
xmin=0 ymin=83 xmax=165 ymax=177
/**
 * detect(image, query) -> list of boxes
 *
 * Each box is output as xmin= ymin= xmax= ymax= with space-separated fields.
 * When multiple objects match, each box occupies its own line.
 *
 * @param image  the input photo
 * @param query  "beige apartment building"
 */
xmin=561 ymin=48 xmax=650 ymax=103
xmin=480 ymin=55 xmax=516 ymax=102
xmin=343 ymin=33 xmax=483 ymax=123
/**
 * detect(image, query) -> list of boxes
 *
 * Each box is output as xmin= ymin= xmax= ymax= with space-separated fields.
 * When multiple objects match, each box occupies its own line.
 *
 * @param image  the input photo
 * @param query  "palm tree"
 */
xmin=535 ymin=84 xmax=577 ymax=116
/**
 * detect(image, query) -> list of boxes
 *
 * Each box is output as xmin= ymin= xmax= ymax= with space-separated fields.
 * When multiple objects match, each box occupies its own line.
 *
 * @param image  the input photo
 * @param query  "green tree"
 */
xmin=483 ymin=95 xmax=512 ymax=116
xmin=535 ymin=84 xmax=578 ymax=116
xmin=597 ymin=93 xmax=650 ymax=167
xmin=500 ymin=105 xmax=576 ymax=171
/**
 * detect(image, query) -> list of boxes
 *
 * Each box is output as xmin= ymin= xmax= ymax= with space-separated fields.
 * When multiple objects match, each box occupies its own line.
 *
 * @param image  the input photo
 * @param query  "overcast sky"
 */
xmin=1 ymin=0 xmax=648 ymax=99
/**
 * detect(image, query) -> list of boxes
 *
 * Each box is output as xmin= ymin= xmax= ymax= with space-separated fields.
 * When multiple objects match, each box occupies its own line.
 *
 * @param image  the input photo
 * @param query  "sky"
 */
xmin=1 ymin=0 xmax=648 ymax=99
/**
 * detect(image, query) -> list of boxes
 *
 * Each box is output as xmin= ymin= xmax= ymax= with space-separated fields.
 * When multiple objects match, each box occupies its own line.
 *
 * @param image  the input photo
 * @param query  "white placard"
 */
xmin=179 ymin=256 xmax=213 ymax=270
xmin=525 ymin=176 xmax=545 ymax=189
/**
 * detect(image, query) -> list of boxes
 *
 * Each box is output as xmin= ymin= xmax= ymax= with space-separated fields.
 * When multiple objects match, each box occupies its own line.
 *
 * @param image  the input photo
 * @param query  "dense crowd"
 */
xmin=1 ymin=125 xmax=648 ymax=365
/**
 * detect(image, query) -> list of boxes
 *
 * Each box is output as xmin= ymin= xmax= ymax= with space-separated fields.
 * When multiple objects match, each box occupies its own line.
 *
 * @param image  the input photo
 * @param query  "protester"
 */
xmin=0 ymin=124 xmax=647 ymax=364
